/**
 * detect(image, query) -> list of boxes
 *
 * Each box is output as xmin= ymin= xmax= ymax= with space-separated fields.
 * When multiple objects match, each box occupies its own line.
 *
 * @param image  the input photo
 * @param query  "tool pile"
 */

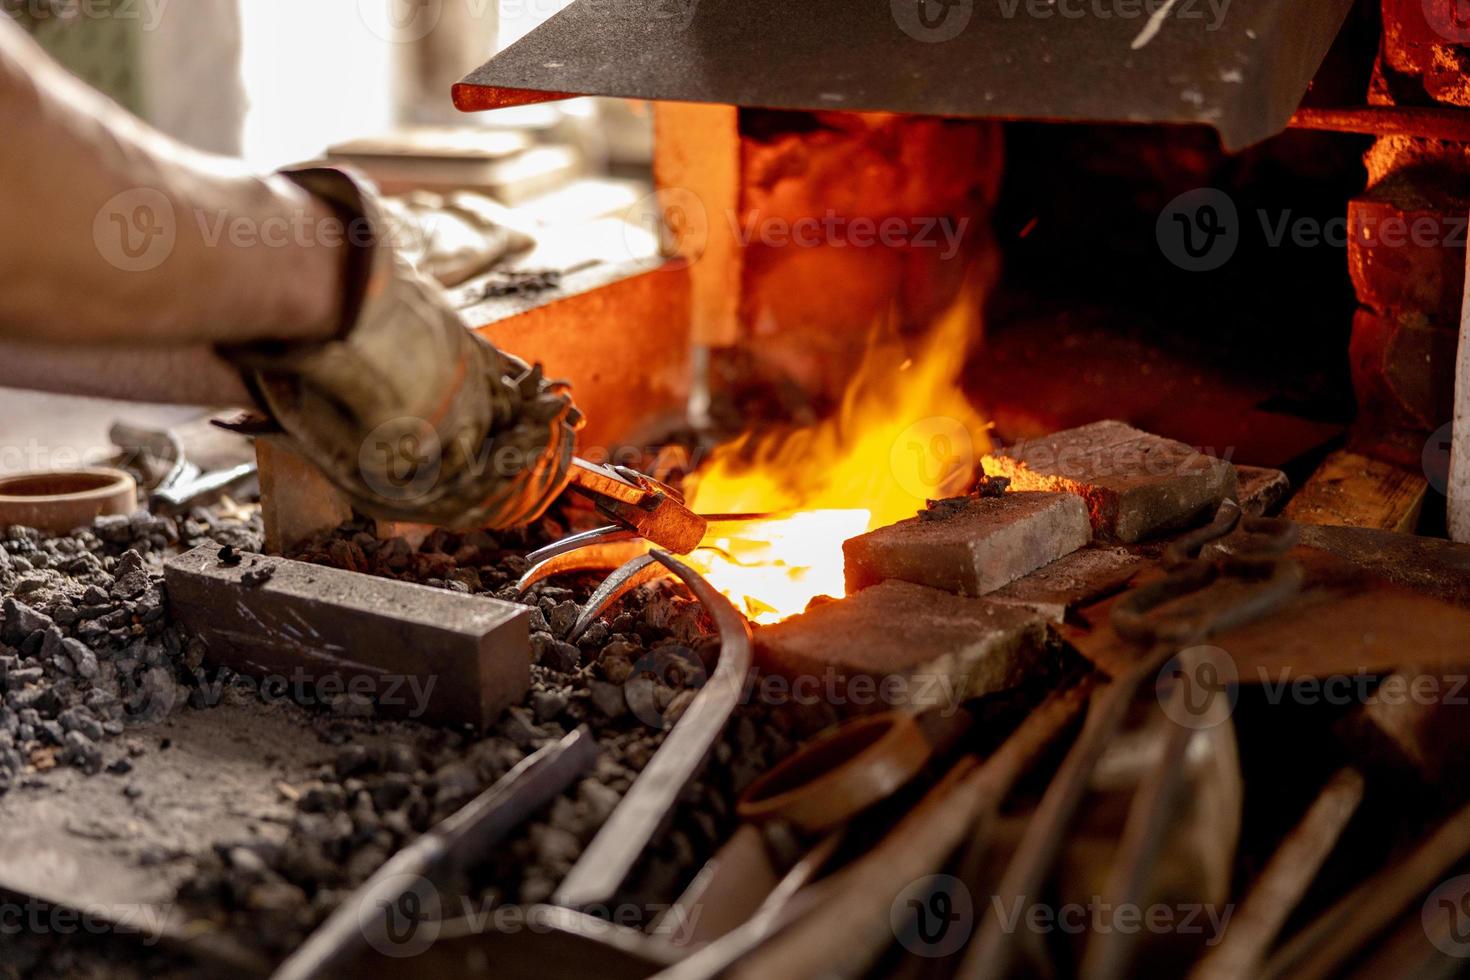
xmin=3 ymin=416 xmax=1470 ymax=980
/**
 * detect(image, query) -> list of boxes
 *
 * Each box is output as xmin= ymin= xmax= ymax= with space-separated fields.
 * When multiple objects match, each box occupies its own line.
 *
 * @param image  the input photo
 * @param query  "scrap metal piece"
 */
xmin=554 ymin=551 xmax=753 ymax=908
xmin=164 ymin=544 xmax=530 ymax=729
xmin=274 ymin=728 xmax=599 ymax=980
xmin=111 ymin=421 xmax=257 ymax=512
xmin=566 ymin=552 xmax=670 ymax=642
xmin=455 ymin=0 xmax=1354 ymax=153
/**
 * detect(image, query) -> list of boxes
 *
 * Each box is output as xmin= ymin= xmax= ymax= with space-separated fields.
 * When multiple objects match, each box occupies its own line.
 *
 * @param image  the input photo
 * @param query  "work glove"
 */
xmin=223 ymin=165 xmax=581 ymax=529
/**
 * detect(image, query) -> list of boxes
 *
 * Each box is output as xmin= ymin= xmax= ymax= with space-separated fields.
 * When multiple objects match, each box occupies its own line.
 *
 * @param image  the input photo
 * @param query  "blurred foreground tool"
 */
xmin=275 ymin=728 xmax=598 ymax=980
xmin=164 ymin=544 xmax=529 ymax=729
xmin=110 ymin=421 xmax=256 ymax=513
xmin=554 ymin=551 xmax=752 ymax=908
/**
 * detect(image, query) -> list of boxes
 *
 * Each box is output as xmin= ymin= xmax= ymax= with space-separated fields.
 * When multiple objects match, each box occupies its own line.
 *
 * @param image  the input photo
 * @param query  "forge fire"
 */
xmin=3 ymin=2 xmax=1470 ymax=979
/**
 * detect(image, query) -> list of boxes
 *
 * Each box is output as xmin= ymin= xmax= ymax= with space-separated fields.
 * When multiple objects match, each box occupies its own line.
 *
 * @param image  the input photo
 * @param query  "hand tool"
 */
xmin=736 ymin=709 xmax=950 ymax=833
xmin=725 ymin=683 xmax=1093 ymax=980
xmin=1189 ymin=767 xmax=1365 ymax=980
xmin=110 ymin=421 xmax=257 ymax=513
xmin=566 ymin=458 xmax=708 ymax=554
xmin=958 ymin=501 xmax=1302 ymax=980
xmin=273 ymin=727 xmax=599 ymax=980
xmin=553 ymin=551 xmax=753 ymax=909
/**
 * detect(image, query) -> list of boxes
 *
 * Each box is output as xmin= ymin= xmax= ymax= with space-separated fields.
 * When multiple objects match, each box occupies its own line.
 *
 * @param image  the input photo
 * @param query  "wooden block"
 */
xmin=1282 ymin=450 xmax=1428 ymax=532
xmin=164 ymin=544 xmax=530 ymax=729
xmin=843 ymin=492 xmax=1092 ymax=597
xmin=982 ymin=421 xmax=1239 ymax=543
xmin=755 ymin=580 xmax=1049 ymax=710
xmin=255 ymin=436 xmax=353 ymax=555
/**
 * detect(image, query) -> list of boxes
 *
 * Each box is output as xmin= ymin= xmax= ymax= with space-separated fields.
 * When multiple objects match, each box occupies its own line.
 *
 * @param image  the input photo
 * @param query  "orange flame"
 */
xmin=685 ymin=293 xmax=991 ymax=623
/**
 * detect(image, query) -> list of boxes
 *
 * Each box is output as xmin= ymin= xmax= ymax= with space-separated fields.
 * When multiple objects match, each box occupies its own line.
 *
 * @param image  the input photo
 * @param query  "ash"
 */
xmin=0 ymin=506 xmax=827 ymax=966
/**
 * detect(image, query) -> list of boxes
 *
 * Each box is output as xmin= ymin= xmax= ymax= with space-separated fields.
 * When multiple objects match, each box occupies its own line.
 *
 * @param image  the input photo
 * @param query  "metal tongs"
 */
xmin=565 ymin=457 xmax=708 ymax=555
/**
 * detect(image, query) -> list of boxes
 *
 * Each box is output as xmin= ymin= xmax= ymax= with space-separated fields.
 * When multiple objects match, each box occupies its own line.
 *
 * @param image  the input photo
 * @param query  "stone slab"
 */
xmin=987 ymin=546 xmax=1148 ymax=622
xmin=981 ymin=420 xmax=1240 ymax=543
xmin=164 ymin=544 xmax=529 ymax=729
xmin=755 ymin=580 xmax=1049 ymax=711
xmin=1235 ymin=464 xmax=1291 ymax=517
xmin=843 ymin=492 xmax=1091 ymax=597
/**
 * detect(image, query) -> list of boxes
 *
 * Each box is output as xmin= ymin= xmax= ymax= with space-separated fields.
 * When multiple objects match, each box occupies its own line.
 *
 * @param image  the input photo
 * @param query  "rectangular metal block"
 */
xmin=982 ymin=420 xmax=1239 ymax=543
xmin=843 ymin=492 xmax=1092 ymax=598
xmin=164 ymin=545 xmax=529 ymax=730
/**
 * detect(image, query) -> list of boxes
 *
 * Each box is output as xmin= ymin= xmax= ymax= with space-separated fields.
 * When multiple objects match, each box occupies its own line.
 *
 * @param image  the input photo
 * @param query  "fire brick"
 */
xmin=1350 ymin=308 xmax=1460 ymax=432
xmin=755 ymin=580 xmax=1049 ymax=710
xmin=1235 ymin=465 xmax=1291 ymax=517
xmin=981 ymin=421 xmax=1239 ymax=543
xmin=1347 ymin=173 xmax=1469 ymax=325
xmin=843 ymin=492 xmax=1091 ymax=598
xmin=986 ymin=546 xmax=1147 ymax=622
xmin=164 ymin=545 xmax=530 ymax=729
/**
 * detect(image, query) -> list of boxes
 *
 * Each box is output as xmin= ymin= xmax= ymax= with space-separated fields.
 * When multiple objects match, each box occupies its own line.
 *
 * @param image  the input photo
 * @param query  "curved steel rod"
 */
xmin=565 ymin=553 xmax=669 ymax=643
xmin=516 ymin=538 xmax=653 ymax=595
xmin=525 ymin=525 xmax=639 ymax=566
xmin=554 ymin=551 xmax=753 ymax=909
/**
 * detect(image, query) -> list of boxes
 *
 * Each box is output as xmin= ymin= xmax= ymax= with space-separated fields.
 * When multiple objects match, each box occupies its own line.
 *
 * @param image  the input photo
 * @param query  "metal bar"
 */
xmin=1189 ymin=768 xmax=1365 ymax=980
xmin=566 ymin=553 xmax=669 ymax=642
xmin=1080 ymin=692 xmax=1198 ymax=980
xmin=554 ymin=551 xmax=753 ymax=909
xmin=1261 ymin=799 xmax=1470 ymax=980
xmin=1290 ymin=106 xmax=1470 ymax=142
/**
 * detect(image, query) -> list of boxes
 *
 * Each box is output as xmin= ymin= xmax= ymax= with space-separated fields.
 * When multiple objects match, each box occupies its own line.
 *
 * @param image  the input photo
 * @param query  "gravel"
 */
xmin=0 ymin=503 xmax=826 ymax=971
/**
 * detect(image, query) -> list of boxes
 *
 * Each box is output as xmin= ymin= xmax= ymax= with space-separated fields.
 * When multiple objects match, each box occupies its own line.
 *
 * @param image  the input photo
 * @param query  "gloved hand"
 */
xmin=223 ymin=166 xmax=581 ymax=529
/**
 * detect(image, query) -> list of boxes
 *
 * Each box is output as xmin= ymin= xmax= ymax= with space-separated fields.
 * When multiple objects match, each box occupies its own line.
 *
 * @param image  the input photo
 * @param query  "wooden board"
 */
xmin=1283 ymin=450 xmax=1428 ymax=533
